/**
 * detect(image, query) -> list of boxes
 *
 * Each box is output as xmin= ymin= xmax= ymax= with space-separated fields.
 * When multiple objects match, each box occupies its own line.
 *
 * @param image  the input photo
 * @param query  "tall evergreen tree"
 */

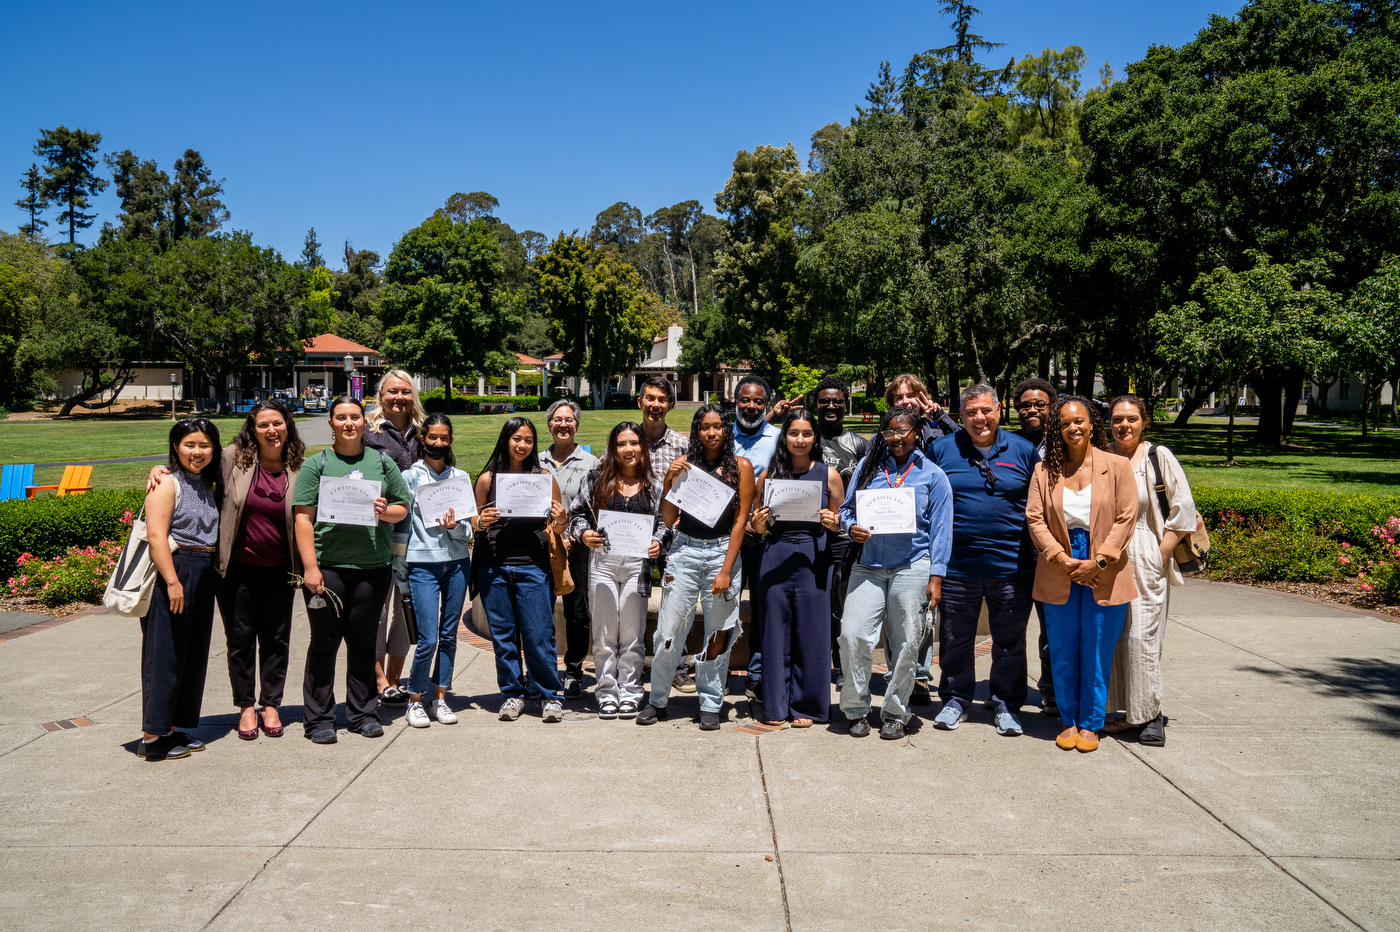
xmin=34 ymin=126 xmax=108 ymax=245
xmin=301 ymin=227 xmax=324 ymax=269
xmin=14 ymin=164 xmax=48 ymax=241
xmin=102 ymin=150 xmax=170 ymax=248
xmin=169 ymin=149 xmax=229 ymax=241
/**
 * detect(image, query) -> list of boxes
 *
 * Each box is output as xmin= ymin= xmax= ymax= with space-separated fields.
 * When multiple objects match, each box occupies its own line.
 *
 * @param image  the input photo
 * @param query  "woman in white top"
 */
xmin=1104 ymin=395 xmax=1198 ymax=746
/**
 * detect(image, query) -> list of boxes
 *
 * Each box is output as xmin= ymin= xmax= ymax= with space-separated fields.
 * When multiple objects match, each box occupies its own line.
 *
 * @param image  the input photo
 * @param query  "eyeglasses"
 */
xmin=815 ymin=397 xmax=845 ymax=407
xmin=549 ymin=418 xmax=577 ymax=426
xmin=879 ymin=428 xmax=917 ymax=441
xmin=253 ymin=483 xmax=285 ymax=503
xmin=1017 ymin=401 xmax=1049 ymax=411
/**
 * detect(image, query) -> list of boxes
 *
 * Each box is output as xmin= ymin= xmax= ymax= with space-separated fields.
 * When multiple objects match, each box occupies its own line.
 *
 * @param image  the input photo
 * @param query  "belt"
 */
xmin=176 ymin=544 xmax=217 ymax=553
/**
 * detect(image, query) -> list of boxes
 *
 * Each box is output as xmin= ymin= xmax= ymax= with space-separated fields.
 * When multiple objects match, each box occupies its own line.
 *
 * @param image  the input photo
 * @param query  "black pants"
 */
xmin=140 ymin=550 xmax=217 ymax=735
xmin=1035 ymin=601 xmax=1056 ymax=703
xmin=561 ymin=542 xmax=592 ymax=675
xmin=302 ymin=565 xmax=392 ymax=734
xmin=937 ymin=574 xmax=1035 ymax=715
xmin=828 ymin=540 xmax=856 ymax=671
xmin=217 ymin=561 xmax=295 ymax=709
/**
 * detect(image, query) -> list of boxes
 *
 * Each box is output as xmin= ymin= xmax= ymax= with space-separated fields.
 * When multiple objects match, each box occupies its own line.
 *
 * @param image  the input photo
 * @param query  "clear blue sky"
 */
xmin=2 ymin=1 xmax=1240 ymax=265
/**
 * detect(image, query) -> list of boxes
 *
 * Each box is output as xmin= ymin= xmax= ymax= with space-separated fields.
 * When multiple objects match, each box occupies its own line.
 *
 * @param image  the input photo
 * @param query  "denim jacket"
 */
xmin=838 ymin=448 xmax=953 ymax=576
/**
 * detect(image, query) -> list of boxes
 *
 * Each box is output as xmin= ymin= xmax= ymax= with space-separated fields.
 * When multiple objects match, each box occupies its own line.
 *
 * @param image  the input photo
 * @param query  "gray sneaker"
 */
xmin=499 ymin=697 xmax=525 ymax=721
xmin=542 ymin=699 xmax=564 ymax=723
xmin=994 ymin=711 xmax=1023 ymax=737
xmin=934 ymin=702 xmax=967 ymax=730
xmin=673 ymin=672 xmax=696 ymax=693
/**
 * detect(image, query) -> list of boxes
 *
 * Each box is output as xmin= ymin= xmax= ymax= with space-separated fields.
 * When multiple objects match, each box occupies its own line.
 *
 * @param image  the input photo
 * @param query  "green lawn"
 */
xmin=0 ymin=417 xmax=252 ymax=465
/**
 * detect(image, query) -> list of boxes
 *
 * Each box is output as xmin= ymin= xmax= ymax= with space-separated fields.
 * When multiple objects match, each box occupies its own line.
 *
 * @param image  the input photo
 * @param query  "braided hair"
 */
xmin=1042 ymin=394 xmax=1111 ymax=490
xmin=765 ymin=409 xmax=818 ymax=481
xmin=852 ymin=406 xmax=922 ymax=492
xmin=685 ymin=404 xmax=740 ymax=487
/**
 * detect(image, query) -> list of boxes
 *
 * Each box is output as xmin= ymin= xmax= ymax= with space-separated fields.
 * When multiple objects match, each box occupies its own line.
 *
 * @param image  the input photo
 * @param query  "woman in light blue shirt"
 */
xmin=397 ymin=414 xmax=473 ymax=728
xmin=837 ymin=406 xmax=954 ymax=740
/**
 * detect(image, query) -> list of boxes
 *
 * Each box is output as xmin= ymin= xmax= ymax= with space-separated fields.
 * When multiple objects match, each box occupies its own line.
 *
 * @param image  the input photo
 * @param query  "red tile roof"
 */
xmin=302 ymin=334 xmax=378 ymax=356
xmin=514 ymin=352 xmax=545 ymax=366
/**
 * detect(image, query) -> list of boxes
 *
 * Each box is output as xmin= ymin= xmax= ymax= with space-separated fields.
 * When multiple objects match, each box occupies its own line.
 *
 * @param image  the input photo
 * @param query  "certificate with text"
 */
xmin=415 ymin=476 xmax=478 ymax=525
xmin=856 ymin=487 xmax=917 ymax=535
xmin=495 ymin=473 xmax=553 ymax=517
xmin=765 ymin=479 xmax=821 ymax=523
xmin=664 ymin=465 xmax=737 ymax=529
xmin=596 ymin=510 xmax=654 ymax=559
xmin=317 ymin=477 xmax=382 ymax=527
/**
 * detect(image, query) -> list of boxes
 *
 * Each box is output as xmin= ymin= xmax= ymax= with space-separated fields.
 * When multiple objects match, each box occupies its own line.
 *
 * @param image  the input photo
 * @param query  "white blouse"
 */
xmin=1063 ymin=484 xmax=1091 ymax=531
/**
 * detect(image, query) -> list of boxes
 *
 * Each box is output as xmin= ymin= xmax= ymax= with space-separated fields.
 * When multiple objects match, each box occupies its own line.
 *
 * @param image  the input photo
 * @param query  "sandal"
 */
xmin=791 ymin=718 xmax=813 ymax=728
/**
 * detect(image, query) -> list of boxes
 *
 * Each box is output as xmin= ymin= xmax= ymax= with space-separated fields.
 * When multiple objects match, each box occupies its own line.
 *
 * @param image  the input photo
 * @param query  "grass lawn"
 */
xmin=0 ymin=417 xmax=253 ymax=465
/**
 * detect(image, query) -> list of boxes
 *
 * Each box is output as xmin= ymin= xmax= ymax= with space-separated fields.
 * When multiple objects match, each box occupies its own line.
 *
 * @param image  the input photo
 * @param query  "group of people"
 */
xmin=131 ymin=368 xmax=1196 ymax=760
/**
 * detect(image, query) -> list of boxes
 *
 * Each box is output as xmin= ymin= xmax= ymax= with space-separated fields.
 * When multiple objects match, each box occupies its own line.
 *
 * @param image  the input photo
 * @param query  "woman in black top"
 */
xmin=472 ymin=416 xmax=568 ymax=723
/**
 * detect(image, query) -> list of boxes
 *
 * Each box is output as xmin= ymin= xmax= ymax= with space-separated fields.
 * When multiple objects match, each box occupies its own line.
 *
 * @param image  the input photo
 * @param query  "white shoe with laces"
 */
xmin=499 ymin=697 xmax=525 ymax=721
xmin=431 ymin=700 xmax=458 ymax=724
xmin=405 ymin=701 xmax=430 ymax=728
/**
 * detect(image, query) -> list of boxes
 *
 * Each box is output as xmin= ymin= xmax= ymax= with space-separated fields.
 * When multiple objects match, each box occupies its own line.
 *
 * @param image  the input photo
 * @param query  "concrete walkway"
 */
xmin=0 ymin=580 xmax=1396 ymax=931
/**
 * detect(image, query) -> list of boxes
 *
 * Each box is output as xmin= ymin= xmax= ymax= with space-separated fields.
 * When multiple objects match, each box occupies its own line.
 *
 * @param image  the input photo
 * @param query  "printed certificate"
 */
xmin=317 ymin=477 xmax=382 ymax=527
xmin=856 ymin=487 xmax=917 ymax=535
xmin=415 ymin=476 xmax=478 ymax=525
xmin=765 ymin=479 xmax=821 ymax=523
xmin=596 ymin=510 xmax=654 ymax=559
xmin=495 ymin=473 xmax=554 ymax=517
xmin=664 ymin=465 xmax=737 ymax=529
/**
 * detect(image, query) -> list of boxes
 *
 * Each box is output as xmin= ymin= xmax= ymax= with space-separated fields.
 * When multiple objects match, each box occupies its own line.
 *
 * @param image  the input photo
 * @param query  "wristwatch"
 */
xmin=1095 ymin=555 xmax=1109 ymax=569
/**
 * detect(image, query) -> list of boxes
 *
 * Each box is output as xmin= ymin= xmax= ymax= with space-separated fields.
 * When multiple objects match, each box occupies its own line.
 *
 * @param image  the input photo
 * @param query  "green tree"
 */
xmin=0 ymin=232 xmax=62 ymax=403
xmin=301 ymin=227 xmax=324 ymax=269
xmin=536 ymin=234 xmax=658 ymax=409
xmin=1338 ymin=257 xmax=1400 ymax=436
xmin=35 ymin=126 xmax=108 ymax=245
xmin=439 ymin=191 xmax=500 ymax=224
xmin=14 ymin=164 xmax=48 ymax=241
xmin=101 ymin=150 xmax=170 ymax=248
xmin=169 ymin=149 xmax=229 ymax=241
xmin=378 ymin=214 xmax=518 ymax=412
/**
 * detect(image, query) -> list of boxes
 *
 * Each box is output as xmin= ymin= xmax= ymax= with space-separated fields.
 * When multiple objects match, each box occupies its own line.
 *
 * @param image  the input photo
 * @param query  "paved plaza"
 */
xmin=0 ymin=579 xmax=1396 ymax=931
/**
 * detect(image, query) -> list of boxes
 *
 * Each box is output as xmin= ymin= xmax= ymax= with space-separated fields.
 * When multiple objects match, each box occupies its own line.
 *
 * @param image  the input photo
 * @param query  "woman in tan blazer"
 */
xmin=1026 ymin=396 xmax=1138 ymax=753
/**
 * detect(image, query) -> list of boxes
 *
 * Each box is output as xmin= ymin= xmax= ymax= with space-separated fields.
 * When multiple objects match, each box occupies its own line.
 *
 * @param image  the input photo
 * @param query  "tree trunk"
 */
xmin=1225 ymin=385 xmax=1238 ymax=464
xmin=444 ymin=375 xmax=454 ymax=415
xmin=1251 ymin=369 xmax=1286 ymax=447
xmin=686 ymin=242 xmax=700 ymax=314
xmin=870 ymin=365 xmax=886 ymax=403
xmin=1049 ymin=350 xmax=1060 ymax=392
xmin=1038 ymin=349 xmax=1050 ymax=381
xmin=1173 ymin=383 xmax=1215 ymax=427
xmin=1062 ymin=342 xmax=1075 ymax=395
xmin=1282 ymin=368 xmax=1303 ymax=438
xmin=1361 ymin=372 xmax=1372 ymax=438
xmin=1075 ymin=337 xmax=1097 ymax=400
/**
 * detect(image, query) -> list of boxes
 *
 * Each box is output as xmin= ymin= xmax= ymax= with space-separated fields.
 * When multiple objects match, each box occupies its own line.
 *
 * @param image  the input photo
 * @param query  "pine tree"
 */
xmin=14 ymin=164 xmax=48 ymax=241
xmin=301 ymin=227 xmax=324 ymax=269
xmin=169 ymin=149 xmax=229 ymax=241
xmin=34 ymin=126 xmax=108 ymax=245
xmin=102 ymin=150 xmax=170 ymax=248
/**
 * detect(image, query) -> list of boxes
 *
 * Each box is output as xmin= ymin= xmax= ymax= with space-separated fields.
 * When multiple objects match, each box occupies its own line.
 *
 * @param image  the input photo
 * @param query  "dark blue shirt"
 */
xmin=930 ymin=428 xmax=1037 ymax=579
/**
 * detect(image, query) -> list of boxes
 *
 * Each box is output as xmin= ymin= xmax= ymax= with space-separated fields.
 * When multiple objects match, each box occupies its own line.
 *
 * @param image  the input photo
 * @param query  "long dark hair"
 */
xmin=591 ymin=420 xmax=653 ymax=514
xmin=232 ymin=400 xmax=305 ymax=471
xmin=417 ymin=413 xmax=456 ymax=469
xmin=483 ymin=415 xmax=540 ymax=475
xmin=685 ymin=404 xmax=740 ymax=487
xmin=765 ymin=409 xmax=818 ymax=481
xmin=1043 ymin=394 xmax=1112 ymax=489
xmin=167 ymin=418 xmax=223 ymax=508
xmin=852 ymin=406 xmax=922 ymax=492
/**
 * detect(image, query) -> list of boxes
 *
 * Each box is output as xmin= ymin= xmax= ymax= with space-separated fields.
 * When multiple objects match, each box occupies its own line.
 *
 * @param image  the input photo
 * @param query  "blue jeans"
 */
xmin=839 ymin=558 xmax=931 ymax=724
xmin=1042 ymin=529 xmax=1128 ymax=730
xmin=407 ymin=559 xmax=468 ymax=697
xmin=479 ymin=562 xmax=561 ymax=700
xmin=651 ymin=534 xmax=742 ymax=714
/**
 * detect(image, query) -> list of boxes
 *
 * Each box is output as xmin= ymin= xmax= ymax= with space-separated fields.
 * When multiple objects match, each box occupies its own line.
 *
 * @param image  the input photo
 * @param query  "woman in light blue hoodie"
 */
xmin=397 ymin=413 xmax=473 ymax=728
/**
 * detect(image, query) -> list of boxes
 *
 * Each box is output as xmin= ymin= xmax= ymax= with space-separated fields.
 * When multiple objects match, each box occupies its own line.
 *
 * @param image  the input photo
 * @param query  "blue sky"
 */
xmin=2 ymin=1 xmax=1240 ymax=264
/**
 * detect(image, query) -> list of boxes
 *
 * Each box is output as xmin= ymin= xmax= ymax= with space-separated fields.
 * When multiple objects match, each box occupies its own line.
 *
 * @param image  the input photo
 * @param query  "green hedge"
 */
xmin=420 ymin=392 xmax=543 ymax=413
xmin=1193 ymin=488 xmax=1400 ymax=545
xmin=0 ymin=489 xmax=145 ymax=579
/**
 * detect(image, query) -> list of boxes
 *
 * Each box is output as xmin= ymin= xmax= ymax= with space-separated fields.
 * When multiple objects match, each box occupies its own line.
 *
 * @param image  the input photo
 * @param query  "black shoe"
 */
xmin=745 ymin=680 xmax=762 ymax=701
xmin=879 ymin=720 xmax=906 ymax=740
xmin=699 ymin=710 xmax=721 ymax=731
xmin=136 ymin=735 xmax=192 ymax=760
xmin=636 ymin=704 xmax=666 ymax=725
xmin=378 ymin=686 xmax=408 ymax=708
xmin=1138 ymin=713 xmax=1167 ymax=746
xmin=1042 ymin=698 xmax=1058 ymax=717
xmin=308 ymin=728 xmax=338 ymax=744
xmin=848 ymin=717 xmax=871 ymax=738
xmin=562 ymin=673 xmax=583 ymax=700
xmin=910 ymin=682 xmax=933 ymax=706
xmin=356 ymin=720 xmax=384 ymax=738
xmin=167 ymin=731 xmax=205 ymax=751
xmin=834 ymin=668 xmax=844 ymax=690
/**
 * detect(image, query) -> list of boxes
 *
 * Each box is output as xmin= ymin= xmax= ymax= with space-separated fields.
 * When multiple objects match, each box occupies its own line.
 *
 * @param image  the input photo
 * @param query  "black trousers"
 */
xmin=302 ymin=565 xmax=393 ymax=734
xmin=1035 ymin=601 xmax=1056 ymax=703
xmin=217 ymin=561 xmax=295 ymax=709
xmin=140 ymin=550 xmax=217 ymax=735
xmin=937 ymin=574 xmax=1035 ymax=715
xmin=828 ymin=540 xmax=856 ymax=670
xmin=561 ymin=542 xmax=592 ymax=675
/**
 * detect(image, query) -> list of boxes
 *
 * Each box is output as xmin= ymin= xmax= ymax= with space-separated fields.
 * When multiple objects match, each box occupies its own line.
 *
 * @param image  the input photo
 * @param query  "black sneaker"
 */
xmin=355 ymin=720 xmax=384 ymax=738
xmin=167 ymin=732 xmax=205 ymax=751
xmin=834 ymin=668 xmax=845 ymax=690
xmin=910 ymin=681 xmax=933 ymax=706
xmin=699 ymin=710 xmax=721 ymax=731
xmin=636 ymin=704 xmax=666 ymax=725
xmin=308 ymin=728 xmax=338 ymax=744
xmin=879 ymin=720 xmax=906 ymax=740
xmin=1042 ymin=697 xmax=1058 ymax=717
xmin=135 ymin=736 xmax=191 ymax=760
xmin=377 ymin=686 xmax=408 ymax=708
xmin=848 ymin=717 xmax=871 ymax=738
xmin=562 ymin=673 xmax=583 ymax=700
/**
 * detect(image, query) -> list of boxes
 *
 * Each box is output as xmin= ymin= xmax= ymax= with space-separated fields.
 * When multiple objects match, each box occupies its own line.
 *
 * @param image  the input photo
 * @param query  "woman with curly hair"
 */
xmin=1025 ymin=396 xmax=1138 ymax=753
xmin=638 ymin=405 xmax=755 ymax=731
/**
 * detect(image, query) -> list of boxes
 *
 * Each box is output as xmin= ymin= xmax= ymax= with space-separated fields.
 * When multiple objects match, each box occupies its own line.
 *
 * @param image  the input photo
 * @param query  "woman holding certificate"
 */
xmin=1025 ymin=396 xmax=1138 ymax=754
xmin=566 ymin=421 xmax=663 ymax=719
xmin=749 ymin=410 xmax=844 ymax=727
xmin=292 ymin=396 xmax=412 ymax=744
xmin=638 ymin=405 xmax=755 ymax=731
xmin=837 ymin=406 xmax=954 ymax=740
xmin=472 ymin=416 xmax=569 ymax=724
xmin=398 ymin=414 xmax=473 ymax=728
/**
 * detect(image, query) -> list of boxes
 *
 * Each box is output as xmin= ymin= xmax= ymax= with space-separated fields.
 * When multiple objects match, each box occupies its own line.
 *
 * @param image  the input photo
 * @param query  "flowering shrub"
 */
xmin=0 ymin=488 xmax=145 ymax=578
xmin=1205 ymin=511 xmax=1347 ymax=582
xmin=6 ymin=541 xmax=123 ymax=607
xmin=1348 ymin=517 xmax=1400 ymax=601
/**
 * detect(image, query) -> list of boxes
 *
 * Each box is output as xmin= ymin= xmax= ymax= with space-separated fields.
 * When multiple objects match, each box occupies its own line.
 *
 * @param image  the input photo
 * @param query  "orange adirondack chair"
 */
xmin=26 ymin=465 xmax=95 ymax=498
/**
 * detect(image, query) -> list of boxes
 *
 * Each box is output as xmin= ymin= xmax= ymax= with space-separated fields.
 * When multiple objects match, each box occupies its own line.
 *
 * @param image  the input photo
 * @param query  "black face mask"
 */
xmin=424 ymin=443 xmax=451 ymax=460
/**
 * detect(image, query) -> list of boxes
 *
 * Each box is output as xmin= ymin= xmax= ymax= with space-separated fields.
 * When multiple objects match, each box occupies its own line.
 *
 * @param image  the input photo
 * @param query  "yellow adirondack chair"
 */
xmin=26 ymin=465 xmax=95 ymax=498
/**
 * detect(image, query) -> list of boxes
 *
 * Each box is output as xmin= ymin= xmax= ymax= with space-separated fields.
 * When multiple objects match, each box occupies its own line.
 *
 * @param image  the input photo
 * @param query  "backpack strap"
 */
xmin=1145 ymin=444 xmax=1171 ymax=522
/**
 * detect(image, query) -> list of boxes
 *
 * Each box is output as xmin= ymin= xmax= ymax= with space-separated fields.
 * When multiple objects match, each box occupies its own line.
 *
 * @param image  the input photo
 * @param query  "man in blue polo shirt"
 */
xmin=929 ymin=383 xmax=1038 ymax=737
xmin=731 ymin=375 xmax=781 ymax=702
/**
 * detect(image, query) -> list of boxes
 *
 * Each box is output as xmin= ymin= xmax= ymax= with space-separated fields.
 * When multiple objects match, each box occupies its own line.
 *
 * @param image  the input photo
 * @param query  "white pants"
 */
xmin=589 ymin=552 xmax=648 ymax=706
xmin=1108 ymin=522 xmax=1169 ymax=723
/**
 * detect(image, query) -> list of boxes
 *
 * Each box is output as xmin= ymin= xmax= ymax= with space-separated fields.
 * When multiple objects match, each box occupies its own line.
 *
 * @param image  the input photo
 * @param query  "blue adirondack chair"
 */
xmin=1 ymin=464 xmax=35 ymax=501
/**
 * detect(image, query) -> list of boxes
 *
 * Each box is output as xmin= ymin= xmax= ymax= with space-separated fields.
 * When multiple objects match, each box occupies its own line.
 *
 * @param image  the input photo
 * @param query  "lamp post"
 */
xmin=170 ymin=372 xmax=178 ymax=421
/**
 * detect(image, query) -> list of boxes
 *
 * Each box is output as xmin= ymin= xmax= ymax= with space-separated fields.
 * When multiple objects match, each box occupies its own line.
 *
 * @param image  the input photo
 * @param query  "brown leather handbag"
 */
xmin=547 ymin=527 xmax=575 ymax=595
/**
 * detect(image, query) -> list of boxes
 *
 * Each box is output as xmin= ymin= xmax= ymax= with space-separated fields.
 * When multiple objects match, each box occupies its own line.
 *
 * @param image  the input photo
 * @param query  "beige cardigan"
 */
xmin=215 ymin=444 xmax=301 ymax=578
xmin=1026 ymin=449 xmax=1139 ymax=606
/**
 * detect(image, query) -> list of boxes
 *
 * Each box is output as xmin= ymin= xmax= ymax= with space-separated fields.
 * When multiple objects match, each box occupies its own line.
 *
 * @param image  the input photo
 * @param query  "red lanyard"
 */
xmin=884 ymin=460 xmax=916 ymax=488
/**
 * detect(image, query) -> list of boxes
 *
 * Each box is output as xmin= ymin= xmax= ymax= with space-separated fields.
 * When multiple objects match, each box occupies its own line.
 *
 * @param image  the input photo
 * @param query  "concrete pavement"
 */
xmin=0 ymin=579 xmax=1396 ymax=931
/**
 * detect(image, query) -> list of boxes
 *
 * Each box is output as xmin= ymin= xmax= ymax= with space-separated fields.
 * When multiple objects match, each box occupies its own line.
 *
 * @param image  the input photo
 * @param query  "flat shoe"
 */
xmin=1076 ymin=732 xmax=1099 ymax=753
xmin=1055 ymin=729 xmax=1078 ymax=750
xmin=848 ymin=718 xmax=871 ymax=738
xmin=1102 ymin=718 xmax=1139 ymax=734
xmin=791 ymin=718 xmax=813 ymax=728
xmin=237 ymin=725 xmax=258 ymax=740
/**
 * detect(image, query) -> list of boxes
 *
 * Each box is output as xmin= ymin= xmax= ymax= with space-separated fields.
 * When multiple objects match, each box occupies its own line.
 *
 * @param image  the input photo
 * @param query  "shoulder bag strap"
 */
xmin=1145 ymin=444 xmax=1171 ymax=522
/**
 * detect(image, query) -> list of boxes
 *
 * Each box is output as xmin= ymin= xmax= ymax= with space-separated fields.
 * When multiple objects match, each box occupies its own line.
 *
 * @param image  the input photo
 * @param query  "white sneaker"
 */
xmin=542 ymin=699 xmax=564 ymax=723
xmin=405 ymin=701 xmax=430 ymax=728
xmin=431 ymin=700 xmax=458 ymax=724
xmin=500 ymin=697 xmax=525 ymax=721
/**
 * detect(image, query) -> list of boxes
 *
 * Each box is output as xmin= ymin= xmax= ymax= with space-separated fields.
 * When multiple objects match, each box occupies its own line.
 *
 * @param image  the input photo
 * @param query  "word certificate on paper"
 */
xmin=317 ymin=477 xmax=382 ymax=527
xmin=664 ymin=465 xmax=736 ymax=528
xmin=495 ymin=473 xmax=553 ymax=517
xmin=765 ymin=479 xmax=821 ymax=523
xmin=856 ymin=487 xmax=917 ymax=535
xmin=596 ymin=510 xmax=654 ymax=559
xmin=415 ymin=476 xmax=478 ymax=525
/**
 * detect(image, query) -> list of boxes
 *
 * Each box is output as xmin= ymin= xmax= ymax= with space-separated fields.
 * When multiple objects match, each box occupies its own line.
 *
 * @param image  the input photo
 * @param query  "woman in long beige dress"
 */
xmin=1106 ymin=395 xmax=1197 ymax=746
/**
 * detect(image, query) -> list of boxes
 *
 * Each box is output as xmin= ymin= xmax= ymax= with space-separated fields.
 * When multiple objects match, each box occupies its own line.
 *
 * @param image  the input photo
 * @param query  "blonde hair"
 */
xmin=367 ymin=369 xmax=426 ymax=432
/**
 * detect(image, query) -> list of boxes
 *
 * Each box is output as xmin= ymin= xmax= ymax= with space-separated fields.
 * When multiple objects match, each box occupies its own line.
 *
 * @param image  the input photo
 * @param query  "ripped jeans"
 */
xmin=650 ymin=534 xmax=742 ymax=713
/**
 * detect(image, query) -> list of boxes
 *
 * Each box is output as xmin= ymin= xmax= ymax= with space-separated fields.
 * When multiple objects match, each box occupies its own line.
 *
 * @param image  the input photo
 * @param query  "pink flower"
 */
xmin=1339 ymin=555 xmax=1352 ymax=564
xmin=119 ymin=509 xmax=135 ymax=526
xmin=1341 ymin=542 xmax=1351 ymax=549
